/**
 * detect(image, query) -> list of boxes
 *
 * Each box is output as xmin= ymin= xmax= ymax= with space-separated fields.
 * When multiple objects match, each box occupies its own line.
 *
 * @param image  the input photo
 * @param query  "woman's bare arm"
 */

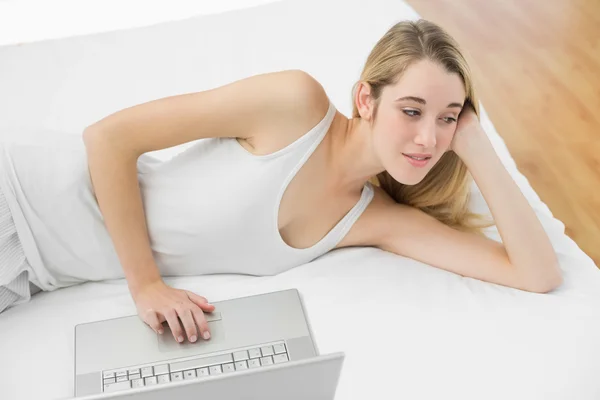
xmin=82 ymin=69 xmax=328 ymax=341
xmin=83 ymin=137 xmax=161 ymax=294
xmin=354 ymin=114 xmax=562 ymax=293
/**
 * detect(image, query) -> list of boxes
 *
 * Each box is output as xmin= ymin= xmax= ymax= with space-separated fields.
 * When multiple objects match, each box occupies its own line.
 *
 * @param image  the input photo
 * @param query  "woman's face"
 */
xmin=371 ymin=59 xmax=466 ymax=185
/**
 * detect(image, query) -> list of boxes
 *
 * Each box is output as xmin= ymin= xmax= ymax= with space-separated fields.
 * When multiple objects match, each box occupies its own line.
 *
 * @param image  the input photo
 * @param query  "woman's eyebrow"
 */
xmin=395 ymin=96 xmax=426 ymax=104
xmin=395 ymin=96 xmax=463 ymax=109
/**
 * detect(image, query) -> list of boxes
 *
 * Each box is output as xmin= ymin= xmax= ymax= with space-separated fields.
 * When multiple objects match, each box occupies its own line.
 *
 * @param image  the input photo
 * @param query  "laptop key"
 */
xmin=104 ymin=380 xmax=131 ymax=393
xmin=248 ymin=359 xmax=261 ymax=369
xmin=248 ymin=348 xmax=262 ymax=359
xmin=170 ymin=353 xmax=233 ymax=373
xmin=273 ymin=353 xmax=289 ymax=364
xmin=141 ymin=367 xmax=153 ymax=378
xmin=145 ymin=376 xmax=158 ymax=386
xmin=209 ymin=365 xmax=222 ymax=375
xmin=196 ymin=367 xmax=210 ymax=377
xmin=103 ymin=371 xmax=115 ymax=380
xmin=235 ymin=361 xmax=248 ymax=371
xmin=260 ymin=356 xmax=274 ymax=366
xmin=157 ymin=374 xmax=170 ymax=384
xmin=103 ymin=377 xmax=115 ymax=385
xmin=154 ymin=364 xmax=169 ymax=375
xmin=222 ymin=363 xmax=235 ymax=373
xmin=170 ymin=371 xmax=183 ymax=381
xmin=128 ymin=368 xmax=140 ymax=376
xmin=128 ymin=373 xmax=141 ymax=381
xmin=115 ymin=371 xmax=127 ymax=378
xmin=131 ymin=378 xmax=144 ymax=389
xmin=273 ymin=344 xmax=286 ymax=354
xmin=261 ymin=346 xmax=274 ymax=357
xmin=233 ymin=350 xmax=249 ymax=362
xmin=184 ymin=369 xmax=196 ymax=379
xmin=116 ymin=376 xmax=128 ymax=383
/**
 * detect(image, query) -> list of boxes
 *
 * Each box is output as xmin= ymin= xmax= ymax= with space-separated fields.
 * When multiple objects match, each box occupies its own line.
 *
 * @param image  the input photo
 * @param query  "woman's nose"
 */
xmin=414 ymin=122 xmax=437 ymax=148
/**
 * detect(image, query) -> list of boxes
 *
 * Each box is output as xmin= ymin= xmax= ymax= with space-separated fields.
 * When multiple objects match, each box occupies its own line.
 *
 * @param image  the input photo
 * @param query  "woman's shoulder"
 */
xmin=240 ymin=69 xmax=334 ymax=155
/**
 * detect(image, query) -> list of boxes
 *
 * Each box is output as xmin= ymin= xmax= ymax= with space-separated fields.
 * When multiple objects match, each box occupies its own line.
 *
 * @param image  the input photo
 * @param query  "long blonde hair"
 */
xmin=352 ymin=19 xmax=494 ymax=235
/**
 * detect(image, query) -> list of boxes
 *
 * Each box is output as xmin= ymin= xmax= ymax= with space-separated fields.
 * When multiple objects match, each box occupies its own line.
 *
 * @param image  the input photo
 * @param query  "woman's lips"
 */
xmin=402 ymin=153 xmax=431 ymax=168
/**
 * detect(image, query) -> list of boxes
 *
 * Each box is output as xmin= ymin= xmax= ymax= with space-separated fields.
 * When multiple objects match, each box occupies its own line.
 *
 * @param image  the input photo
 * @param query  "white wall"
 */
xmin=0 ymin=0 xmax=280 ymax=46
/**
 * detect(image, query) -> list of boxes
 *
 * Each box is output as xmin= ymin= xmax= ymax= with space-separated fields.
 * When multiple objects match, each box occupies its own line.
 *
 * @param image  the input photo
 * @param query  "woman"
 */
xmin=0 ymin=20 xmax=562 ymax=344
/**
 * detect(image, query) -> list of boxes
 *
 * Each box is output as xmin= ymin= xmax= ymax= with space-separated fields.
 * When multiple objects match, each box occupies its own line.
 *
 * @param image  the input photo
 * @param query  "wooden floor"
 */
xmin=405 ymin=0 xmax=600 ymax=268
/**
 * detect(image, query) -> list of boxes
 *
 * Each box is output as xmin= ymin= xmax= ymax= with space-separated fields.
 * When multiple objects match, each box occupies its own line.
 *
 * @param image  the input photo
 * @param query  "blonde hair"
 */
xmin=352 ymin=19 xmax=494 ymax=235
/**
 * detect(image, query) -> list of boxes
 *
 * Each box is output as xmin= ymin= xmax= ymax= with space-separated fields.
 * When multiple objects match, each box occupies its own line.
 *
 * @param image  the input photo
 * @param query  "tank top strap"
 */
xmin=272 ymin=99 xmax=375 ymax=259
xmin=317 ymin=181 xmax=375 ymax=253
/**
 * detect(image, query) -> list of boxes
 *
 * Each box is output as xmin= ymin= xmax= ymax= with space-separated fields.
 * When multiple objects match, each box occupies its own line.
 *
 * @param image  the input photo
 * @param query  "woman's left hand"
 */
xmin=449 ymin=103 xmax=492 ymax=159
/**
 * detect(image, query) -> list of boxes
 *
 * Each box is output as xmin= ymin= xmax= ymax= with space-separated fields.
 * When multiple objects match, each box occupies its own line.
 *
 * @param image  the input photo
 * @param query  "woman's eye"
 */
xmin=442 ymin=117 xmax=457 ymax=124
xmin=403 ymin=109 xmax=420 ymax=117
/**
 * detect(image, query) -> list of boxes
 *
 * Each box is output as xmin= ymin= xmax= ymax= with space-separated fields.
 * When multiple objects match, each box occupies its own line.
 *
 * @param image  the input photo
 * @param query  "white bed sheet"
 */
xmin=1 ymin=0 xmax=600 ymax=399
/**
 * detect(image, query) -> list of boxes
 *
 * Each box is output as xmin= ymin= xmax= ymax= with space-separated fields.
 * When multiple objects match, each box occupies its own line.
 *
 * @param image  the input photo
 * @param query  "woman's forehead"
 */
xmin=388 ymin=60 xmax=466 ymax=104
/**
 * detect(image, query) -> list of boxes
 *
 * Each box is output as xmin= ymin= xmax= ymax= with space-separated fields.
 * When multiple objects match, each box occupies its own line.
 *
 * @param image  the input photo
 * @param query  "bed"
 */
xmin=1 ymin=0 xmax=600 ymax=399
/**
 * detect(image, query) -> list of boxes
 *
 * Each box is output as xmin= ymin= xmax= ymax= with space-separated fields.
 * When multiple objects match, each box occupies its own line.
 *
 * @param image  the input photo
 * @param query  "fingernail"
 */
xmin=203 ymin=331 xmax=211 ymax=340
xmin=178 ymin=336 xmax=184 ymax=343
xmin=190 ymin=335 xmax=197 ymax=342
xmin=158 ymin=329 xmax=163 ymax=334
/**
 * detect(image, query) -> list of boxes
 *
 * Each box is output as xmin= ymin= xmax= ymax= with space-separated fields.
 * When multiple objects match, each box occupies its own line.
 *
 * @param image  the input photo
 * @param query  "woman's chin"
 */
xmin=389 ymin=170 xmax=427 ymax=186
xmin=386 ymin=156 xmax=436 ymax=185
xmin=403 ymin=176 xmax=425 ymax=186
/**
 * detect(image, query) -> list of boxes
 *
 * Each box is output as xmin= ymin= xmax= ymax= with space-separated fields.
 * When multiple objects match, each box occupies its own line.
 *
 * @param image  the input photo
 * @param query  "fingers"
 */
xmin=164 ymin=309 xmax=185 ymax=343
xmin=191 ymin=306 xmax=211 ymax=340
xmin=178 ymin=307 xmax=198 ymax=343
xmin=135 ymin=287 xmax=214 ymax=343
xmin=143 ymin=309 xmax=163 ymax=334
xmin=181 ymin=292 xmax=212 ymax=342
xmin=187 ymin=291 xmax=215 ymax=313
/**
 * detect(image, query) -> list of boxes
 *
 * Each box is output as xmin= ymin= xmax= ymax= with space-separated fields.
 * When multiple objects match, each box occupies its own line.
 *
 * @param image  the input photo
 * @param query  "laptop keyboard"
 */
xmin=101 ymin=340 xmax=289 ymax=393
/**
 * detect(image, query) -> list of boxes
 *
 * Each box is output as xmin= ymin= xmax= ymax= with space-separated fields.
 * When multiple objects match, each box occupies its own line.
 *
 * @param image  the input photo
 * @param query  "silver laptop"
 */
xmin=72 ymin=288 xmax=344 ymax=399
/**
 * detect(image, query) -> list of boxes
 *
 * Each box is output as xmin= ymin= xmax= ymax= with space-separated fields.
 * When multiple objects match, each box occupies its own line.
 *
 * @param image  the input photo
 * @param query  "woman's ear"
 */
xmin=355 ymin=81 xmax=374 ymax=121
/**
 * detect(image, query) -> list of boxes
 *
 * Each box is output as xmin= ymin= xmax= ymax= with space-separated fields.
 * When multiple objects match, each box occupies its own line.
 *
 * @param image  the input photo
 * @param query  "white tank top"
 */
xmin=0 ymin=100 xmax=374 ymax=291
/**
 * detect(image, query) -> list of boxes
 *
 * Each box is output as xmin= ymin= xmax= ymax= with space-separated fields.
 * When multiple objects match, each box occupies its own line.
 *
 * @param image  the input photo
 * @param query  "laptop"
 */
xmin=71 ymin=288 xmax=345 ymax=399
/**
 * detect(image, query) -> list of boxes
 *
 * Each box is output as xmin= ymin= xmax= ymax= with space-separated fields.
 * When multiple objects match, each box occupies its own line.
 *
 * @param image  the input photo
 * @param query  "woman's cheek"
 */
xmin=440 ymin=128 xmax=455 ymax=151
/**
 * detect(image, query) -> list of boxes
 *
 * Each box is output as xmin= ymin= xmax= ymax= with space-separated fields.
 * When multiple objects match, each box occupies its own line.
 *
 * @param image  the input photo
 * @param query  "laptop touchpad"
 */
xmin=157 ymin=311 xmax=225 ymax=352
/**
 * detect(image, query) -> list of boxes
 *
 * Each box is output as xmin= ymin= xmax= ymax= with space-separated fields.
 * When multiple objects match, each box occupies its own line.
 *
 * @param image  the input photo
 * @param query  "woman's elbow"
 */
xmin=524 ymin=269 xmax=563 ymax=294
